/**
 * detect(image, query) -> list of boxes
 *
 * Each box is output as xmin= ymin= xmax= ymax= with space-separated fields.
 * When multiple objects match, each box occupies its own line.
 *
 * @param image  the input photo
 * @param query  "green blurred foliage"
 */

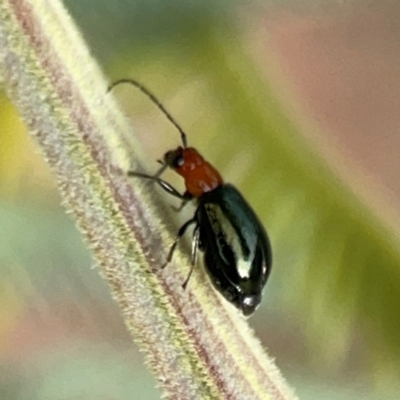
xmin=1 ymin=1 xmax=399 ymax=399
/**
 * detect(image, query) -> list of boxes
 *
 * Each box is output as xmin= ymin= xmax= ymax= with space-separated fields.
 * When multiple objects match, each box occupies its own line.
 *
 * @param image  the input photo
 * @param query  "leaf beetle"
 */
xmin=109 ymin=79 xmax=272 ymax=316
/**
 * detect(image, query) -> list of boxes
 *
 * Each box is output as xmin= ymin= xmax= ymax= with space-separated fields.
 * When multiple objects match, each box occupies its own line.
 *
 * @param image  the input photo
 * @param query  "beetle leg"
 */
xmin=182 ymin=224 xmax=200 ymax=290
xmin=154 ymin=162 xmax=168 ymax=177
xmin=161 ymin=218 xmax=197 ymax=269
xmin=171 ymin=191 xmax=193 ymax=212
xmin=128 ymin=171 xmax=186 ymax=200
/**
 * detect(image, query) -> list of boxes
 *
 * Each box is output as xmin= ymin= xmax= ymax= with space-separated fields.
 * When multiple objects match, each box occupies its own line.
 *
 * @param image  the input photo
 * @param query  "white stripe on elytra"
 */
xmin=206 ymin=204 xmax=254 ymax=279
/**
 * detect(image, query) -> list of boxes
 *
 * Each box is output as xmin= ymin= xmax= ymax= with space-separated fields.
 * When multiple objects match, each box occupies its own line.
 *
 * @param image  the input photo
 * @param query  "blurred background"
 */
xmin=1 ymin=1 xmax=400 ymax=399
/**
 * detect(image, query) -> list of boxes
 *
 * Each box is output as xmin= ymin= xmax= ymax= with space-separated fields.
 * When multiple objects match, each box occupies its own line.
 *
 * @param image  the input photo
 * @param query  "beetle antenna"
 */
xmin=108 ymin=79 xmax=188 ymax=148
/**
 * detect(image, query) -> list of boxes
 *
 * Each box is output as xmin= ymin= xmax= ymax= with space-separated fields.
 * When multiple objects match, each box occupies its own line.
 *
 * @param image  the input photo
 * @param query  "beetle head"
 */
xmin=163 ymin=147 xmax=185 ymax=169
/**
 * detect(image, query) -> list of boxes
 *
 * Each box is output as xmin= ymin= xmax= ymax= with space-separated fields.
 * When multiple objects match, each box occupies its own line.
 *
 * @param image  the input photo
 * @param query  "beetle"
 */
xmin=108 ymin=79 xmax=272 ymax=316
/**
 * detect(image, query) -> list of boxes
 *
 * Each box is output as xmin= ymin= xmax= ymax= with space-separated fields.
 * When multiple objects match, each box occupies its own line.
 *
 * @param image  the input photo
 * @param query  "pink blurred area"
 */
xmin=257 ymin=3 xmax=400 ymax=227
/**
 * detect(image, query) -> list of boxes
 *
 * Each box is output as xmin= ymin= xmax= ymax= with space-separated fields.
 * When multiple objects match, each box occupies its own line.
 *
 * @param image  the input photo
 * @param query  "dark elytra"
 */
xmin=196 ymin=184 xmax=272 ymax=316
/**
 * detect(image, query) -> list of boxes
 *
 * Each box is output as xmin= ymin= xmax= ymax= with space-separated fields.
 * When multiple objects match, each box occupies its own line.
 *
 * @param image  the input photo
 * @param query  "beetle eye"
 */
xmin=175 ymin=155 xmax=184 ymax=167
